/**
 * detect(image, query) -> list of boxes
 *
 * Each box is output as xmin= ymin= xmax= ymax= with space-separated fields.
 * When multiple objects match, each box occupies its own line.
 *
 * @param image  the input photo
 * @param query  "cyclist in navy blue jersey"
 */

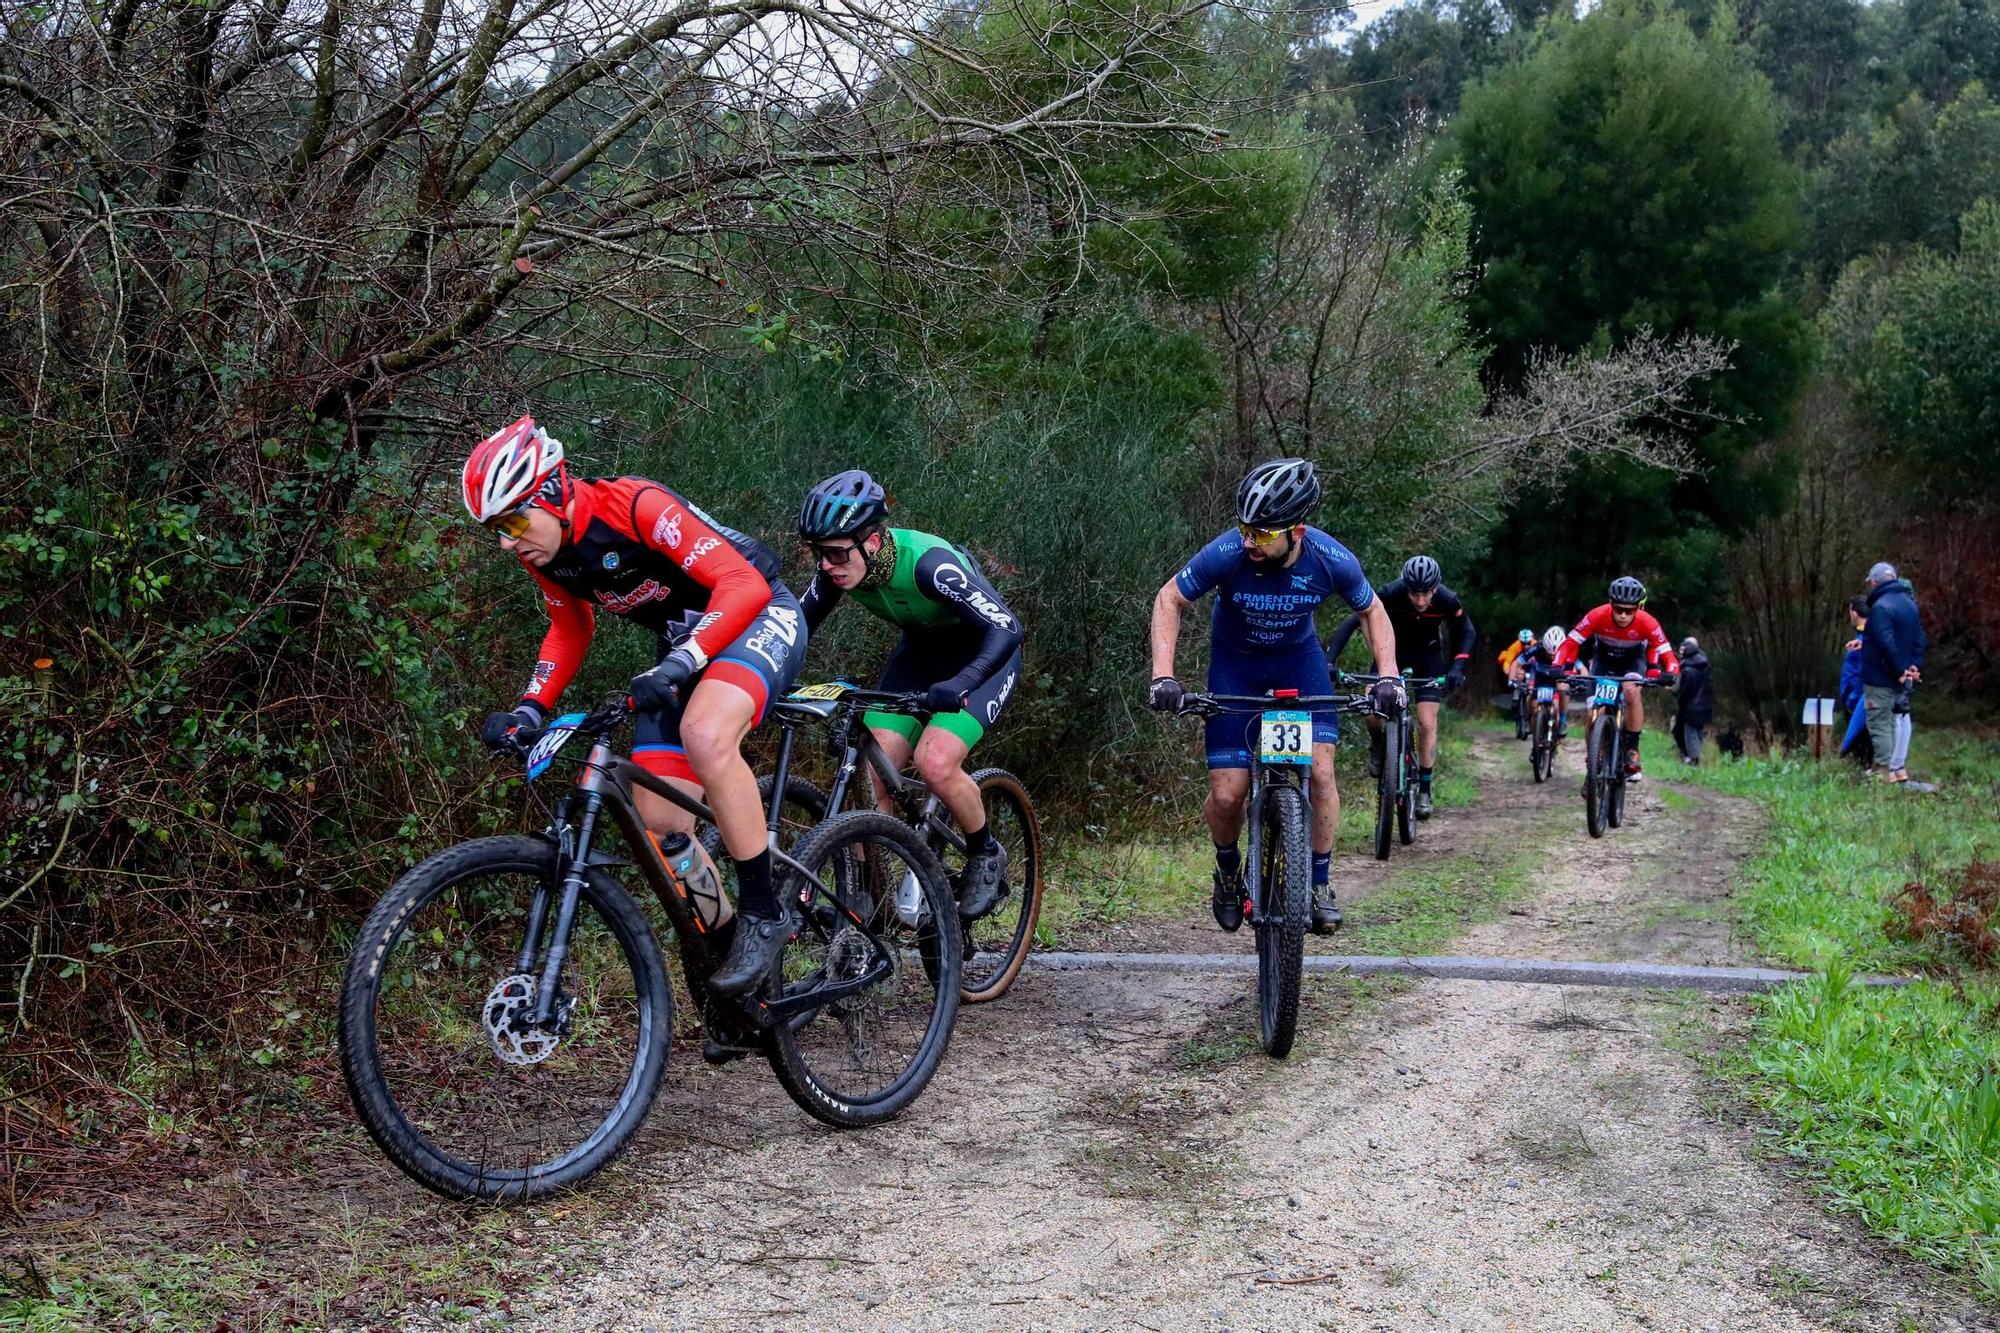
xmin=1149 ymin=459 xmax=1398 ymax=935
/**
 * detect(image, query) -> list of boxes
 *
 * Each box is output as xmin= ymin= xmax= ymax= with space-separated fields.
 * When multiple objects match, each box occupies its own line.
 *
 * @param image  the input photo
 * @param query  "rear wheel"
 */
xmin=942 ymin=769 xmax=1043 ymax=1004
xmin=1255 ymin=785 xmax=1311 ymax=1059
xmin=762 ymin=811 xmax=961 ymax=1127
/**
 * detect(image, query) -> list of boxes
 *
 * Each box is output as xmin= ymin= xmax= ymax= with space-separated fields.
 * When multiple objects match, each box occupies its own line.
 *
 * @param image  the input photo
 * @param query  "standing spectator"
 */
xmin=1838 ymin=595 xmax=1871 ymax=766
xmin=1674 ymin=636 xmax=1714 ymax=765
xmin=1861 ymin=562 xmax=1926 ymax=783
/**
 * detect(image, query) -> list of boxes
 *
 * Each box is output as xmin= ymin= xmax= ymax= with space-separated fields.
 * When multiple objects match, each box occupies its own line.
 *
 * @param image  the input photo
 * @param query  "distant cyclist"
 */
xmin=796 ymin=470 xmax=1023 ymax=919
xmin=1514 ymin=626 xmax=1572 ymax=741
xmin=1499 ymin=628 xmax=1536 ymax=733
xmin=1326 ymin=555 xmax=1475 ymax=820
xmin=463 ymin=416 xmax=806 ymax=999
xmin=1147 ymin=459 xmax=1398 ymax=935
xmin=1552 ymin=576 xmax=1680 ymax=780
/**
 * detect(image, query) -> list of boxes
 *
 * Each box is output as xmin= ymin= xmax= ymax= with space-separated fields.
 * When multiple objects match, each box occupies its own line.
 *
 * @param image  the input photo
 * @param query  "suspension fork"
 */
xmin=527 ymin=737 xmax=613 ymax=1025
xmin=1243 ymin=759 xmax=1267 ymax=919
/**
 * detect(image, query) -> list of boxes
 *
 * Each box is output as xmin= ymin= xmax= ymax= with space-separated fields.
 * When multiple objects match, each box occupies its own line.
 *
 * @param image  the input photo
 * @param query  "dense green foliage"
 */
xmin=1449 ymin=0 xmax=1809 ymax=630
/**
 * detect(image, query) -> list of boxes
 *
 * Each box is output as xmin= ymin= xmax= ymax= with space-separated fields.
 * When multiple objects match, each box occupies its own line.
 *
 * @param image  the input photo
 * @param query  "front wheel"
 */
xmin=1532 ymin=705 xmax=1556 ymax=784
xmin=1373 ymin=721 xmax=1399 ymax=861
xmin=339 ymin=836 xmax=673 ymax=1203
xmin=945 ymin=769 xmax=1044 ymax=1004
xmin=1396 ymin=719 xmax=1415 ymax=845
xmin=763 ymin=810 xmax=961 ymax=1127
xmin=1584 ymin=715 xmax=1616 ymax=839
xmin=1515 ymin=694 xmax=1530 ymax=741
xmin=1255 ymin=784 xmax=1311 ymax=1059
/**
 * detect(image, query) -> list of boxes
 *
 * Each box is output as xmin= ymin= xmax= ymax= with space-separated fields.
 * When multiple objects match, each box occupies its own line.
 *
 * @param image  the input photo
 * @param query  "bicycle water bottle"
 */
xmin=658 ymin=832 xmax=725 ymax=927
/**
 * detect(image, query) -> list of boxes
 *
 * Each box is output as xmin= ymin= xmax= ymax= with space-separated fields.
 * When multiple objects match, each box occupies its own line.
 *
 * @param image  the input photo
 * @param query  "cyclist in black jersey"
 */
xmin=1326 ymin=555 xmax=1476 ymax=820
xmin=796 ymin=471 xmax=1024 ymax=918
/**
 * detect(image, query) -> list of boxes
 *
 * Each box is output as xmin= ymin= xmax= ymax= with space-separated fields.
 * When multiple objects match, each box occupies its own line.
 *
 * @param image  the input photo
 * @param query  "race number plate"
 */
xmin=524 ymin=712 xmax=588 ymax=781
xmin=1536 ymin=685 xmax=1556 ymax=703
xmin=1259 ymin=710 xmax=1311 ymax=764
xmin=1592 ymin=678 xmax=1621 ymax=707
xmin=788 ymin=681 xmax=852 ymax=701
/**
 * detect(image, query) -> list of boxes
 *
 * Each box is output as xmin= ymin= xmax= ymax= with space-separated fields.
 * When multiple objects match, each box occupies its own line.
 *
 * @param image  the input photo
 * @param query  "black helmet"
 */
xmin=1609 ymin=575 xmax=1647 ymax=607
xmin=1402 ymin=555 xmax=1441 ymax=592
xmin=1236 ymin=458 xmax=1320 ymax=529
xmin=798 ymin=469 xmax=888 ymax=540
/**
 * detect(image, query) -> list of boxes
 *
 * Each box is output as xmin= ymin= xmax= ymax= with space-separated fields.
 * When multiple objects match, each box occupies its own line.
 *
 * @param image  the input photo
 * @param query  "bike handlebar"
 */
xmin=1173 ymin=691 xmax=1367 ymax=719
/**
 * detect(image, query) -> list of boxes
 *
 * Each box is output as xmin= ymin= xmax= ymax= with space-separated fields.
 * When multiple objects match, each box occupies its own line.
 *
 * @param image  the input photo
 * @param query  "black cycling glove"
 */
xmin=1148 ymin=676 xmax=1184 ymax=713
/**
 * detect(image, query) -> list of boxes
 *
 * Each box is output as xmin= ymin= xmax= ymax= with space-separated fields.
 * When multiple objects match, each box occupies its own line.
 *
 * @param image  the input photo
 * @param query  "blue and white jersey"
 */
xmin=1175 ymin=526 xmax=1375 ymax=652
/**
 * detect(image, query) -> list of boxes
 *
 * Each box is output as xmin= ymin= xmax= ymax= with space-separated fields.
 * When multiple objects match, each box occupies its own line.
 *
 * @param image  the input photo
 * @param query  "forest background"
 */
xmin=2 ymin=0 xmax=1997 ymax=1204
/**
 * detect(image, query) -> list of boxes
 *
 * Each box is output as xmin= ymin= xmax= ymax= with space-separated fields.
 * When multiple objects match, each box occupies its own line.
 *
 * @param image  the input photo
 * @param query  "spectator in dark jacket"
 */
xmin=1861 ymin=562 xmax=1926 ymax=781
xmin=1674 ymin=637 xmax=1714 ymax=764
xmin=1839 ymin=596 xmax=1871 ymax=765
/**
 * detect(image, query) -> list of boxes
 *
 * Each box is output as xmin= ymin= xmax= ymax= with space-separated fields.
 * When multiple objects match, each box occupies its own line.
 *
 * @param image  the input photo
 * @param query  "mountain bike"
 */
xmin=721 ymin=682 xmax=1043 ymax=1006
xmin=1340 ymin=672 xmax=1443 ymax=860
xmin=1528 ymin=679 xmax=1566 ymax=784
xmin=1171 ymin=688 xmax=1364 ymax=1058
xmin=1576 ymin=673 xmax=1664 ymax=838
xmin=339 ymin=693 xmax=962 ymax=1203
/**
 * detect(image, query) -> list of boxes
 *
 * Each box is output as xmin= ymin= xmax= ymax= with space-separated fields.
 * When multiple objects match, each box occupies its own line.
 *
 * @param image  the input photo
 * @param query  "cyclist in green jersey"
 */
xmin=797 ymin=471 xmax=1025 ymax=919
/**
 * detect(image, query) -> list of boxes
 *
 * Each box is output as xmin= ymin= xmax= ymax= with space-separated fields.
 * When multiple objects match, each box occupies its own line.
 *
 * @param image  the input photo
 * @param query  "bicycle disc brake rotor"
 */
xmin=481 ymin=973 xmax=572 ymax=1066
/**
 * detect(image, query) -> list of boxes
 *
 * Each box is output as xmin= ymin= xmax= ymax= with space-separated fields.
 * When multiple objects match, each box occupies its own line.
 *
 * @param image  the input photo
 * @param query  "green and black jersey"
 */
xmin=801 ymin=527 xmax=1024 ymax=743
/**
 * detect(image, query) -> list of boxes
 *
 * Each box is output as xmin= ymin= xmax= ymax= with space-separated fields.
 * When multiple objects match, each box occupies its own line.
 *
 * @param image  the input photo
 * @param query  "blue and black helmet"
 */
xmin=798 ymin=469 xmax=888 ymax=541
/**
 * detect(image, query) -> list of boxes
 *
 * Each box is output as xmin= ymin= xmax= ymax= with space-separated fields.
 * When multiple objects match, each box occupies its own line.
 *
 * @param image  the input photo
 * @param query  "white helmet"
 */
xmin=1542 ymin=625 xmax=1566 ymax=654
xmin=462 ymin=415 xmax=566 ymax=522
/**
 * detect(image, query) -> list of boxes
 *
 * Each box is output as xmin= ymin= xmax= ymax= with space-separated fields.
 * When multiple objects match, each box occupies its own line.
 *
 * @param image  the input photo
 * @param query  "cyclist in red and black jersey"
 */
xmin=1552 ymin=576 xmax=1680 ymax=779
xmin=464 ymin=416 xmax=806 ymax=998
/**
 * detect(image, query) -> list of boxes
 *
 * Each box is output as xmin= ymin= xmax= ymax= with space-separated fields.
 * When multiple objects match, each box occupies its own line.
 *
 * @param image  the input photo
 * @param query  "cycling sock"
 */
xmin=1419 ymin=766 xmax=1434 ymax=791
xmin=1311 ymin=851 xmax=1331 ymax=888
xmin=964 ymin=823 xmax=993 ymax=857
xmin=733 ymin=849 xmax=776 ymax=917
xmin=1623 ymin=729 xmax=1643 ymax=754
xmin=1215 ymin=842 xmax=1241 ymax=876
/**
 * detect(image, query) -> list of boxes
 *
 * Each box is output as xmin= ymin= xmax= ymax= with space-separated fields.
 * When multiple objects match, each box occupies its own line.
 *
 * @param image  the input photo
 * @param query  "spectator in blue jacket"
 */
xmin=1861 ymin=562 xmax=1926 ymax=782
xmin=1839 ymin=595 xmax=1870 ymax=765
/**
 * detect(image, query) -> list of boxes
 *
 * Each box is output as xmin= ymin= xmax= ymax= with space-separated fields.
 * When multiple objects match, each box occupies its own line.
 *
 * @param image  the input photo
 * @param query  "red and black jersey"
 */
xmin=516 ymin=477 xmax=781 ymax=711
xmin=1553 ymin=603 xmax=1680 ymax=676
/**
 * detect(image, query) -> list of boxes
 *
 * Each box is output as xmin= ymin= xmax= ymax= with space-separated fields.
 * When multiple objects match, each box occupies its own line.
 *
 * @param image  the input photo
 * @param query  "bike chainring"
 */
xmin=481 ymin=973 xmax=574 ymax=1066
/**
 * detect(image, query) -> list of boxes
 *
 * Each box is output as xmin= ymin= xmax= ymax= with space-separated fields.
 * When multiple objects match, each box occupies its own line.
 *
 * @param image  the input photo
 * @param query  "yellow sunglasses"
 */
xmin=1237 ymin=522 xmax=1291 ymax=546
xmin=484 ymin=507 xmax=534 ymax=539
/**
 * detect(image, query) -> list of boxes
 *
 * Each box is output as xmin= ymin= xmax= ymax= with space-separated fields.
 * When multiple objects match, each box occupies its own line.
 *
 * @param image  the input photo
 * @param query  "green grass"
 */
xmin=1339 ymin=838 xmax=1546 ymax=956
xmin=1674 ymin=728 xmax=2000 ymax=1301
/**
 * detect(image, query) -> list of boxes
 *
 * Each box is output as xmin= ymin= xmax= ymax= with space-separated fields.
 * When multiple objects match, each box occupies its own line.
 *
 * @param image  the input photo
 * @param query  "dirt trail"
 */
xmin=488 ymin=731 xmax=1987 ymax=1333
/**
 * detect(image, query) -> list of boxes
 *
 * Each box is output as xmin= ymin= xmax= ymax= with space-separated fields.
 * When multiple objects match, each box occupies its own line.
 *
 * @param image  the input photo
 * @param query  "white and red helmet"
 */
xmin=462 ymin=415 xmax=566 ymax=522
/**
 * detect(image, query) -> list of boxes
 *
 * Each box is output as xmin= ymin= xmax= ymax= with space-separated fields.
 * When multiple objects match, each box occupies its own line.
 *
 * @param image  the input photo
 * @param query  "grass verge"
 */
xmin=1675 ymin=728 xmax=2000 ymax=1301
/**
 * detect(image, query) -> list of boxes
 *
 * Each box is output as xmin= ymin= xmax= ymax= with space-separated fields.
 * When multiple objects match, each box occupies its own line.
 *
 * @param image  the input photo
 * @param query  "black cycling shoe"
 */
xmin=1415 ymin=789 xmax=1434 ymax=820
xmin=956 ymin=841 xmax=1009 ymax=920
xmin=1211 ymin=866 xmax=1246 ymax=933
xmin=1310 ymin=893 xmax=1343 ymax=935
xmin=707 ymin=907 xmax=796 ymax=996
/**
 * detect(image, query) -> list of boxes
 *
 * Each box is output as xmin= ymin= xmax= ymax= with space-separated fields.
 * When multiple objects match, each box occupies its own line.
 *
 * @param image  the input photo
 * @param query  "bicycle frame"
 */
xmin=516 ymin=699 xmax=889 ymax=1033
xmin=763 ymin=689 xmax=965 ymax=859
xmin=1176 ymin=691 xmax=1364 ymax=914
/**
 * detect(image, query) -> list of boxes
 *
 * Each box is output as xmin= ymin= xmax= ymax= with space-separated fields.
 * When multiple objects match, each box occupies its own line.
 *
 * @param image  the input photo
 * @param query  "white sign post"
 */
xmin=1802 ymin=697 xmax=1837 ymax=759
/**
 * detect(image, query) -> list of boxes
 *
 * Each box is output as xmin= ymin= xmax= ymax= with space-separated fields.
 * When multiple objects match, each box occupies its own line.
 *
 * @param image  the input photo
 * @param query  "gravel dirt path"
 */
xmin=500 ymin=730 xmax=1990 ymax=1333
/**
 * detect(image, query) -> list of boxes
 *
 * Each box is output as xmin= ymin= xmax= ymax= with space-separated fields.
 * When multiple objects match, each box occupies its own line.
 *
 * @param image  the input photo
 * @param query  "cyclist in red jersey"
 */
xmin=1552 ymin=576 xmax=1680 ymax=779
xmin=464 ymin=416 xmax=806 ymax=998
